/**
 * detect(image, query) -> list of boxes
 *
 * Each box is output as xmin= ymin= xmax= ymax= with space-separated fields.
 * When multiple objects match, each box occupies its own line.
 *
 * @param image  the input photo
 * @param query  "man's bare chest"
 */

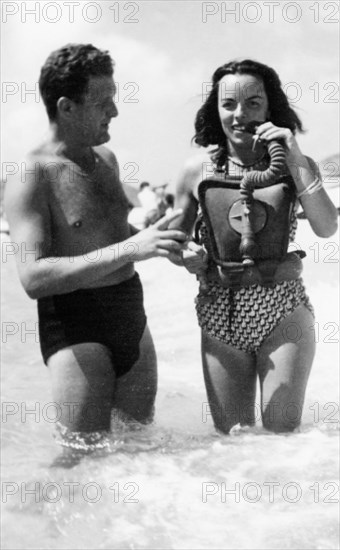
xmin=48 ymin=162 xmax=129 ymax=230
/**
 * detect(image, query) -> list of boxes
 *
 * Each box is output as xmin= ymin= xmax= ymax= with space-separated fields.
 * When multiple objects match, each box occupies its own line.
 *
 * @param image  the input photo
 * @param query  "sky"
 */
xmin=1 ymin=0 xmax=339 ymax=190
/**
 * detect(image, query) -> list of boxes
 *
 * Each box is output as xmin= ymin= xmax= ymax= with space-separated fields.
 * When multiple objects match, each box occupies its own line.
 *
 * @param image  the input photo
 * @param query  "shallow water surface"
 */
xmin=1 ymin=223 xmax=339 ymax=549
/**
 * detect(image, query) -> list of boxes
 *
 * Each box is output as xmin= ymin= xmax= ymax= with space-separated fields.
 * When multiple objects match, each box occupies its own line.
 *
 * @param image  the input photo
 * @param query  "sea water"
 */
xmin=1 ymin=220 xmax=339 ymax=550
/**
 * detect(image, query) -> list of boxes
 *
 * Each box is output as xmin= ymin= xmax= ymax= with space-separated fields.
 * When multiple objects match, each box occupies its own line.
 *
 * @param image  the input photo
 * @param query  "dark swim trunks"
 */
xmin=37 ymin=273 xmax=146 ymax=377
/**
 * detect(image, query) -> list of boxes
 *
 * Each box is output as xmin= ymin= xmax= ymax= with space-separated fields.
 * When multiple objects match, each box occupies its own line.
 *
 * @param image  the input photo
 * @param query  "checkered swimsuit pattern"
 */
xmin=195 ymin=279 xmax=313 ymax=354
xmin=195 ymin=158 xmax=313 ymax=353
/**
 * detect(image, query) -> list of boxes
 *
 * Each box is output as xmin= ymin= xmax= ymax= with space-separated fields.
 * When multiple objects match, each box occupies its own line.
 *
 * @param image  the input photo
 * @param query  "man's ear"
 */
xmin=57 ymin=96 xmax=75 ymax=118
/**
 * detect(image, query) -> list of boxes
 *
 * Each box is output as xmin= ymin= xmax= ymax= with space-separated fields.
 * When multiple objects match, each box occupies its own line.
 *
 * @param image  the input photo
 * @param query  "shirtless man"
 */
xmin=5 ymin=43 xmax=186 ymax=437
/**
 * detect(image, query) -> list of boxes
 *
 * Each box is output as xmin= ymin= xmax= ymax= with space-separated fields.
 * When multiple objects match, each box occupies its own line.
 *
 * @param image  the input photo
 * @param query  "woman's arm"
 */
xmin=286 ymin=153 xmax=338 ymax=237
xmin=169 ymin=159 xmax=200 ymax=235
xmin=169 ymin=157 xmax=208 ymax=272
xmin=257 ymin=123 xmax=338 ymax=237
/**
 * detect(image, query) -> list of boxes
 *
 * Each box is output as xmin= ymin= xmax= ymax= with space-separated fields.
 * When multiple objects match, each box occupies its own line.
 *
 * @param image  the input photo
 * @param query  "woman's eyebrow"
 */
xmin=220 ymin=94 xmax=262 ymax=102
xmin=246 ymin=94 xmax=263 ymax=100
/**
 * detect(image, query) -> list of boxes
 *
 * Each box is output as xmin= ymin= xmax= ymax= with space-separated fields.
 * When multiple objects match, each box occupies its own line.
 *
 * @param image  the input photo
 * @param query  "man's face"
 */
xmin=72 ymin=75 xmax=118 ymax=146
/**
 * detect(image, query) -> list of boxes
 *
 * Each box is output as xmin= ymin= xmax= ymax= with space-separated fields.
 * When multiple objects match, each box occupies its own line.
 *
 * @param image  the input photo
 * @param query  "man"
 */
xmin=5 ymin=44 xmax=186 ymax=438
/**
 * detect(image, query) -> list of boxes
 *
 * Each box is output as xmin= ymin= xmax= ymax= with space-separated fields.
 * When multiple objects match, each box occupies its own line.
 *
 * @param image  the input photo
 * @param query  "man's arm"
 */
xmin=103 ymin=147 xmax=141 ymax=239
xmin=5 ymin=158 xmax=185 ymax=299
xmin=129 ymin=224 xmax=140 ymax=236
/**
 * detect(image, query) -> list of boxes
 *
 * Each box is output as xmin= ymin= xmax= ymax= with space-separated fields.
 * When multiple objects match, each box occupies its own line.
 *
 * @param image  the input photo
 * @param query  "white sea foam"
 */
xmin=1 ymin=220 xmax=339 ymax=549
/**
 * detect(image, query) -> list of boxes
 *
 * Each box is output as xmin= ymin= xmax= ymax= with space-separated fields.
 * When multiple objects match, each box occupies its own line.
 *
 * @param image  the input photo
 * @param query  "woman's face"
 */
xmin=217 ymin=73 xmax=270 ymax=150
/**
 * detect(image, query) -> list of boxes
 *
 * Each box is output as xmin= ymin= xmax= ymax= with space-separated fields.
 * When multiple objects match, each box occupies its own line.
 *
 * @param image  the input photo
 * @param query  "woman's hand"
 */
xmin=255 ymin=122 xmax=301 ymax=160
xmin=128 ymin=210 xmax=187 ymax=261
xmin=256 ymin=123 xmax=338 ymax=237
xmin=181 ymin=241 xmax=208 ymax=274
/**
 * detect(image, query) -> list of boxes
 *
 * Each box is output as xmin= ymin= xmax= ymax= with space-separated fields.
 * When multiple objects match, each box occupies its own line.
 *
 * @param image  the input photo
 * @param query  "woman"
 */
xmin=172 ymin=59 xmax=338 ymax=434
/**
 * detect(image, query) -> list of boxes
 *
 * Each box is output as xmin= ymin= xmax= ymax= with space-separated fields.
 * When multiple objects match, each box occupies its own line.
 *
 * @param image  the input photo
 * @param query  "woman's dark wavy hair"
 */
xmin=39 ymin=43 xmax=114 ymax=121
xmin=194 ymin=59 xmax=304 ymax=149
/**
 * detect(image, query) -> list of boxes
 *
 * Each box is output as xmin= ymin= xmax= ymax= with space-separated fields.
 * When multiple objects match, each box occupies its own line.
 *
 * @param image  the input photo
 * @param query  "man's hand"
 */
xmin=124 ymin=210 xmax=187 ymax=261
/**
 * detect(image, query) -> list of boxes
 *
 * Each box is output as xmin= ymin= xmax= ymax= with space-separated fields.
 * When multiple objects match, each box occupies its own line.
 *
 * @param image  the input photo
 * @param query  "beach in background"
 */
xmin=1 ymin=1 xmax=339 ymax=547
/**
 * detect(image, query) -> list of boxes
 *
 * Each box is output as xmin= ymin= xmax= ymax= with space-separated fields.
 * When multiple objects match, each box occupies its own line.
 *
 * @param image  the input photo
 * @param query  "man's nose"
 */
xmin=108 ymin=101 xmax=118 ymax=118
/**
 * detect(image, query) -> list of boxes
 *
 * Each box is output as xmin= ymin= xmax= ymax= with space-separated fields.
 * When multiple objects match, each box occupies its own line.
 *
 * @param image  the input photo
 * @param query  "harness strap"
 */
xmin=209 ymin=251 xmax=305 ymax=289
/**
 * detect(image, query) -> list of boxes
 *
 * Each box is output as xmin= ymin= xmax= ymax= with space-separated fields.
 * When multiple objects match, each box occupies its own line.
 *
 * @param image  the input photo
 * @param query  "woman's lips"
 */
xmin=231 ymin=125 xmax=248 ymax=135
xmin=232 ymin=125 xmax=247 ymax=131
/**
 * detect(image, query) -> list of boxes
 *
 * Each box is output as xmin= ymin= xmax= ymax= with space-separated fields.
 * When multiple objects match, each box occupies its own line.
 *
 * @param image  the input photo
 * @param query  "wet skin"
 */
xmin=5 ymin=74 xmax=185 ymax=435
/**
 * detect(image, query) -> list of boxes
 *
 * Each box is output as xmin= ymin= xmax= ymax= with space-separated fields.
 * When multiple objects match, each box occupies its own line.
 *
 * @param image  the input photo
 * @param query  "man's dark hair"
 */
xmin=39 ymin=43 xmax=114 ymax=121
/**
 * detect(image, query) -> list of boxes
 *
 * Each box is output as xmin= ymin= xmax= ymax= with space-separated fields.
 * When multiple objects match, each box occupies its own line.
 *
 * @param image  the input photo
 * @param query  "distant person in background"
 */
xmin=5 ymin=43 xmax=186 ymax=447
xmin=153 ymin=183 xmax=169 ymax=220
xmin=171 ymin=59 xmax=338 ymax=434
xmin=138 ymin=181 xmax=157 ymax=210
xmin=165 ymin=193 xmax=175 ymax=215
xmin=137 ymin=181 xmax=158 ymax=226
xmin=137 ymin=181 xmax=170 ymax=227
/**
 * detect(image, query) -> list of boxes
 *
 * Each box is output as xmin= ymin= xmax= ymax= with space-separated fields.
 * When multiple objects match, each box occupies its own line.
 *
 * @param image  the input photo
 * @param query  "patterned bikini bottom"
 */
xmin=195 ymin=278 xmax=314 ymax=354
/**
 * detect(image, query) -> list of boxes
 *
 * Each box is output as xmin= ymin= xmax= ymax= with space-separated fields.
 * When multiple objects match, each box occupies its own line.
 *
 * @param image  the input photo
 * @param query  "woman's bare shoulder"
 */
xmin=180 ymin=149 xmax=214 ymax=182
xmin=184 ymin=149 xmax=213 ymax=169
xmin=174 ymin=150 xmax=215 ymax=199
